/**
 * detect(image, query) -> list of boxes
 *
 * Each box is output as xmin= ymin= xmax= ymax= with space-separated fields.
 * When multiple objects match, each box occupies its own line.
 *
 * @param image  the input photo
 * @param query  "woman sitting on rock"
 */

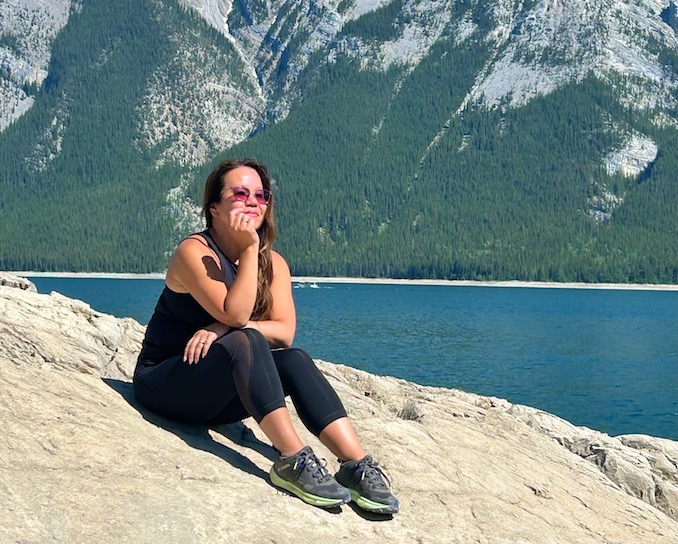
xmin=133 ymin=158 xmax=399 ymax=514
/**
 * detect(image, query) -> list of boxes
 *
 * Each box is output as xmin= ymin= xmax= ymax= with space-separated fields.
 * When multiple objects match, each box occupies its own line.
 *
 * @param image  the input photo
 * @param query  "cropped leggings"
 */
xmin=133 ymin=328 xmax=347 ymax=436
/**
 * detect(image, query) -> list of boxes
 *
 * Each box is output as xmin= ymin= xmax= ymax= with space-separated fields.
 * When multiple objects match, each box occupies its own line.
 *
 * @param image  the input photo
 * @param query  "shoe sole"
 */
xmin=270 ymin=468 xmax=349 ymax=508
xmin=348 ymin=488 xmax=399 ymax=514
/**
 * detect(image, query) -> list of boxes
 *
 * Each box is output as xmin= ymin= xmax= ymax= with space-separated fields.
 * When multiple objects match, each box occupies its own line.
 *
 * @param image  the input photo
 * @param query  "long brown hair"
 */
xmin=202 ymin=158 xmax=277 ymax=320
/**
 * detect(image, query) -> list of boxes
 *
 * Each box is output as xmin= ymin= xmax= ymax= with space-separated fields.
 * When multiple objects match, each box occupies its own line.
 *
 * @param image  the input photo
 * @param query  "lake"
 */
xmin=27 ymin=276 xmax=678 ymax=440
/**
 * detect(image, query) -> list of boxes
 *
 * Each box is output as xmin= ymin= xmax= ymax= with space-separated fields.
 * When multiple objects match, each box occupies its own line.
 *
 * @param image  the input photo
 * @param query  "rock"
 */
xmin=505 ymin=405 xmax=678 ymax=522
xmin=1 ymin=273 xmax=677 ymax=543
xmin=0 ymin=278 xmax=144 ymax=380
xmin=0 ymin=271 xmax=37 ymax=291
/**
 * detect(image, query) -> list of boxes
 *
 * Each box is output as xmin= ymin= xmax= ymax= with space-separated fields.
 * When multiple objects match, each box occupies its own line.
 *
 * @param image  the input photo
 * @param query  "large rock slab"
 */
xmin=1 ymin=274 xmax=677 ymax=543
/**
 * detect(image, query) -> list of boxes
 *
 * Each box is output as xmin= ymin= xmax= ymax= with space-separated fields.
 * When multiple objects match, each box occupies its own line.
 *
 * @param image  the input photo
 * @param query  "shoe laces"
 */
xmin=356 ymin=456 xmax=392 ymax=490
xmin=295 ymin=450 xmax=332 ymax=483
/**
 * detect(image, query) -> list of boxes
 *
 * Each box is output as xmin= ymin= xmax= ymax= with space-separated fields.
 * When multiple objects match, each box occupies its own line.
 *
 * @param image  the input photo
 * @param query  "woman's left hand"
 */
xmin=183 ymin=323 xmax=229 ymax=364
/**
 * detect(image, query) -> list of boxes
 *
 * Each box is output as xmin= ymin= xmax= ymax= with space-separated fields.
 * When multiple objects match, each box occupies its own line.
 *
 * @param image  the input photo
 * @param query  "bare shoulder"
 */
xmin=169 ymin=235 xmax=211 ymax=268
xmin=270 ymin=250 xmax=295 ymax=315
xmin=176 ymin=234 xmax=210 ymax=256
xmin=271 ymin=250 xmax=291 ymax=276
xmin=167 ymin=235 xmax=216 ymax=290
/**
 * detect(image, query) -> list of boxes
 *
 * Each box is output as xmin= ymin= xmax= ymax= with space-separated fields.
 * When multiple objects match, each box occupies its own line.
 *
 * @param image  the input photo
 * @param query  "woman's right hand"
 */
xmin=228 ymin=209 xmax=260 ymax=259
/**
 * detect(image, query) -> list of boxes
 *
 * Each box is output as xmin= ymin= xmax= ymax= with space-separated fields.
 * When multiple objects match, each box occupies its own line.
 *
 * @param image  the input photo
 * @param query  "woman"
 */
xmin=133 ymin=158 xmax=399 ymax=514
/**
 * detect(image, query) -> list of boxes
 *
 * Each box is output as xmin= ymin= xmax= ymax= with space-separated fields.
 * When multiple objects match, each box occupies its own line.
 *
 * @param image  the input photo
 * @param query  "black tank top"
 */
xmin=138 ymin=230 xmax=238 ymax=363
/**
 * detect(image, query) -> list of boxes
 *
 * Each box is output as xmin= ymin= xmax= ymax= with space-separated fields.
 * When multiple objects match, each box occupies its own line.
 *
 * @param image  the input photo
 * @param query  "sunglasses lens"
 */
xmin=230 ymin=186 xmax=270 ymax=203
xmin=255 ymin=190 xmax=271 ymax=204
xmin=231 ymin=187 xmax=249 ymax=201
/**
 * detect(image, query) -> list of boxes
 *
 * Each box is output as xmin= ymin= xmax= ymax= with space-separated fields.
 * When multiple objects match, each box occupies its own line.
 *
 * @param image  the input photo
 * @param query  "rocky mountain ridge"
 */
xmin=1 ymin=271 xmax=678 ymax=542
xmin=2 ymin=0 xmax=677 ymax=168
xmin=0 ymin=0 xmax=72 ymax=130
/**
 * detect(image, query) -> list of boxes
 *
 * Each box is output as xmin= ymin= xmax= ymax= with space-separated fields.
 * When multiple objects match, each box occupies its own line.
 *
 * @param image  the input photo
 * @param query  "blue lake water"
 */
xmin=28 ymin=276 xmax=678 ymax=440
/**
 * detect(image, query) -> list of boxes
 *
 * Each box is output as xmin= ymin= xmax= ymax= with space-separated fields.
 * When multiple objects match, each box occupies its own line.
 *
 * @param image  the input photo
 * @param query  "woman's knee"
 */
xmin=240 ymin=326 xmax=268 ymax=344
xmin=274 ymin=348 xmax=329 ymax=391
xmin=274 ymin=347 xmax=314 ymax=369
xmin=215 ymin=327 xmax=270 ymax=356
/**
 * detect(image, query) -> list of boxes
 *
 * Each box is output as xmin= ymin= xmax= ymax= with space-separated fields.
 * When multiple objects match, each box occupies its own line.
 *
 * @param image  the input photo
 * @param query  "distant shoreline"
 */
xmin=11 ymin=271 xmax=678 ymax=291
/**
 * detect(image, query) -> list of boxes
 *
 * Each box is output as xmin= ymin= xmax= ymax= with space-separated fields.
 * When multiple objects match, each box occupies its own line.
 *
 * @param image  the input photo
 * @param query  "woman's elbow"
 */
xmin=231 ymin=317 xmax=250 ymax=329
xmin=219 ymin=306 xmax=254 ymax=329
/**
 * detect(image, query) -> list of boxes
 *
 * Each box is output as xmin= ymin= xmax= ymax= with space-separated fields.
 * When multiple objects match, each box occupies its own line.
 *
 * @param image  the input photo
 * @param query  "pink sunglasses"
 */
xmin=227 ymin=186 xmax=272 ymax=205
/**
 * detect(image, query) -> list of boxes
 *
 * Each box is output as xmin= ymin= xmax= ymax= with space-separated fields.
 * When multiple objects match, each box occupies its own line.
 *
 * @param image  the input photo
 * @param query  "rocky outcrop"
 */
xmin=0 ymin=271 xmax=37 ymax=291
xmin=1 ymin=273 xmax=677 ymax=543
xmin=504 ymin=404 xmax=678 ymax=521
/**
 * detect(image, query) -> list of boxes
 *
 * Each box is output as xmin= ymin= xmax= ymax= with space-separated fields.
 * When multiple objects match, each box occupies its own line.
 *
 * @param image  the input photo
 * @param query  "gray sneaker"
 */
xmin=269 ymin=446 xmax=350 ymax=508
xmin=335 ymin=455 xmax=399 ymax=514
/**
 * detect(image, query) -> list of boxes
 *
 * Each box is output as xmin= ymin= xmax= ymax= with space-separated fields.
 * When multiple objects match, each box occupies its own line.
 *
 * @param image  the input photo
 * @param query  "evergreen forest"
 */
xmin=1 ymin=0 xmax=677 ymax=284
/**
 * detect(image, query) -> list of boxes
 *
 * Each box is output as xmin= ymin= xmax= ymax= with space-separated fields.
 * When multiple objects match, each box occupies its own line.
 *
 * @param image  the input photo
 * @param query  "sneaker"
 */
xmin=269 ymin=446 xmax=350 ymax=508
xmin=335 ymin=455 xmax=399 ymax=514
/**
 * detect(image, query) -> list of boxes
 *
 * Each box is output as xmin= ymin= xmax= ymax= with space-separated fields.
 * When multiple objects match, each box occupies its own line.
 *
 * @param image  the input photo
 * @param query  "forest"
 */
xmin=0 ymin=0 xmax=676 ymax=283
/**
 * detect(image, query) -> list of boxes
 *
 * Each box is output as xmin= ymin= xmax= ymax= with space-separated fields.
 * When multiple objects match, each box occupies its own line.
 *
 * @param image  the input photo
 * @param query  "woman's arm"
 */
xmin=176 ymin=249 xmax=294 ymax=362
xmin=166 ymin=209 xmax=259 ymax=328
xmin=246 ymin=251 xmax=296 ymax=348
xmin=169 ymin=238 xmax=258 ymax=327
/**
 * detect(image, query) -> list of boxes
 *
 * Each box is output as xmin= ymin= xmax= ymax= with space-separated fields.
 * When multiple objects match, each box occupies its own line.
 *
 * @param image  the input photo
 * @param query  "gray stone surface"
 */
xmin=1 ymin=273 xmax=677 ymax=543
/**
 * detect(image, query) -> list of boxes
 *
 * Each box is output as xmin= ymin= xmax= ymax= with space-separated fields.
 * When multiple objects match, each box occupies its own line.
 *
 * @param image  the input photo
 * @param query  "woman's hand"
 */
xmin=183 ymin=323 xmax=231 ymax=364
xmin=228 ymin=209 xmax=260 ymax=259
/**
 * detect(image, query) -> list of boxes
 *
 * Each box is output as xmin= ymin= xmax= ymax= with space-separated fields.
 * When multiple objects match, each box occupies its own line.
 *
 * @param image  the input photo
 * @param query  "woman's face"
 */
xmin=210 ymin=166 xmax=270 ymax=230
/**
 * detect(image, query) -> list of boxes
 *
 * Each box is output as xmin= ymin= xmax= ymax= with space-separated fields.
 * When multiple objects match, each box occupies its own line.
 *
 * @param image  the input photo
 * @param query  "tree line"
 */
xmin=0 ymin=0 xmax=676 ymax=283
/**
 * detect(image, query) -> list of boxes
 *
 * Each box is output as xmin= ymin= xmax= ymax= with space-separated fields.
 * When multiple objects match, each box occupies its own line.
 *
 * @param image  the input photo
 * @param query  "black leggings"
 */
xmin=133 ymin=328 xmax=347 ymax=436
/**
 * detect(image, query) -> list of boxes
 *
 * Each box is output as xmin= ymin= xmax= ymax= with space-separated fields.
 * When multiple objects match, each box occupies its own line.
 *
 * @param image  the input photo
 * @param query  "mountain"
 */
xmin=1 ymin=0 xmax=677 ymax=282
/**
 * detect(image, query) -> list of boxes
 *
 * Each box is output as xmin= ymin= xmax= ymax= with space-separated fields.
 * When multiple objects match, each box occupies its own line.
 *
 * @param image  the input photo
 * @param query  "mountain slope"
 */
xmin=0 ymin=0 xmax=676 ymax=281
